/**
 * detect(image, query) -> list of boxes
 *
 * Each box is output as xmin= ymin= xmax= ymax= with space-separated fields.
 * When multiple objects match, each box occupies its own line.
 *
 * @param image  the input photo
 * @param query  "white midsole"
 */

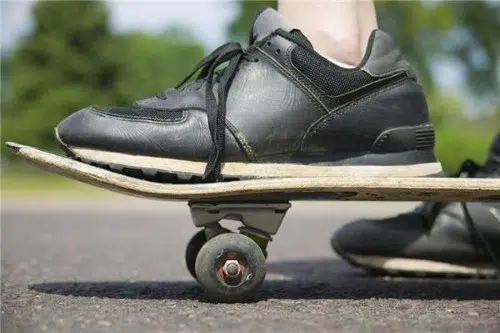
xmin=347 ymin=254 xmax=497 ymax=275
xmin=71 ymin=148 xmax=443 ymax=178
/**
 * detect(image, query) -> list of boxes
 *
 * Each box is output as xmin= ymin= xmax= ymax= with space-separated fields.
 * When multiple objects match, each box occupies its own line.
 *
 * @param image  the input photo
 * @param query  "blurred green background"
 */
xmin=1 ymin=0 xmax=499 ymax=194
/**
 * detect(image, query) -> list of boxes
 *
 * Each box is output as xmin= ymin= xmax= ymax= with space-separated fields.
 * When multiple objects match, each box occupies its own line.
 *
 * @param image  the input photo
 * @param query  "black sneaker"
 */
xmin=55 ymin=8 xmax=441 ymax=182
xmin=331 ymin=134 xmax=500 ymax=277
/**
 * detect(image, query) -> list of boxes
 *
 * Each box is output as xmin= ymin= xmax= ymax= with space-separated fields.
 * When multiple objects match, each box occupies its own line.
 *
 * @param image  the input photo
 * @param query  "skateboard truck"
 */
xmin=188 ymin=201 xmax=292 ymax=243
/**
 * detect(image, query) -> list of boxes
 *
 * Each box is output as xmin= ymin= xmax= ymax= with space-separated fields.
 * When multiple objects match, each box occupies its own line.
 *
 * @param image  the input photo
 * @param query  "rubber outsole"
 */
xmin=55 ymin=131 xmax=444 ymax=183
xmin=55 ymin=130 xmax=240 ymax=183
xmin=331 ymin=240 xmax=499 ymax=279
xmin=70 ymin=155 xmax=242 ymax=184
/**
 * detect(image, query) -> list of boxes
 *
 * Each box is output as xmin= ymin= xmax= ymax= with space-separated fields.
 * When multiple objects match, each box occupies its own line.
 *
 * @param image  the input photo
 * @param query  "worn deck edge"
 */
xmin=6 ymin=142 xmax=500 ymax=202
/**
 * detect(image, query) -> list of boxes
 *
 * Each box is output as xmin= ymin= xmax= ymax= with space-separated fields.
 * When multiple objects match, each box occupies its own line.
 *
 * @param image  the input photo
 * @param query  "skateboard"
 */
xmin=7 ymin=142 xmax=500 ymax=302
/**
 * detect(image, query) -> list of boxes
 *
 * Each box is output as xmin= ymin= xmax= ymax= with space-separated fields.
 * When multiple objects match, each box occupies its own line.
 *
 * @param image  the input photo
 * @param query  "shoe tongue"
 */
xmin=250 ymin=8 xmax=292 ymax=43
xmin=250 ymin=8 xmax=313 ymax=48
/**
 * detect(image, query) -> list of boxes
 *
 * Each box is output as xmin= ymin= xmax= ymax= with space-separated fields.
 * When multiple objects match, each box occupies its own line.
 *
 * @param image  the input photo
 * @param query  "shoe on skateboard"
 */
xmin=332 ymin=135 xmax=500 ymax=277
xmin=55 ymin=7 xmax=442 ymax=182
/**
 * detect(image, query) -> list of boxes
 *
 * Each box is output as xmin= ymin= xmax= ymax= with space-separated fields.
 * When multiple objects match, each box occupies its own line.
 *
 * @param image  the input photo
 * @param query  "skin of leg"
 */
xmin=357 ymin=0 xmax=379 ymax=57
xmin=278 ymin=0 xmax=378 ymax=66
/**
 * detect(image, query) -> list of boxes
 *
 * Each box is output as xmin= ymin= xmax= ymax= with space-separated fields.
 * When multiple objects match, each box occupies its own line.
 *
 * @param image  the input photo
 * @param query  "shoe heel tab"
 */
xmin=359 ymin=30 xmax=415 ymax=78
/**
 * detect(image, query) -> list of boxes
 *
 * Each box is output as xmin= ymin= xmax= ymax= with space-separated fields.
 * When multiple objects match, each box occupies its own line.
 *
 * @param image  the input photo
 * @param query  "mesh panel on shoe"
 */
xmin=290 ymin=47 xmax=375 ymax=96
xmin=94 ymin=106 xmax=184 ymax=122
xmin=289 ymin=30 xmax=313 ymax=49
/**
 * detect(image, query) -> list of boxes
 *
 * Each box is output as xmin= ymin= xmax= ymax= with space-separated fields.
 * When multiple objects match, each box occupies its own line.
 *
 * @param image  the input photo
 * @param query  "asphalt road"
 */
xmin=2 ymin=197 xmax=500 ymax=333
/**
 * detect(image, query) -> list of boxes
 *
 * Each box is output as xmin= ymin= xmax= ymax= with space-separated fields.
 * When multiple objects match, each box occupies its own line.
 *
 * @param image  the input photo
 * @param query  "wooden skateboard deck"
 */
xmin=7 ymin=142 xmax=500 ymax=202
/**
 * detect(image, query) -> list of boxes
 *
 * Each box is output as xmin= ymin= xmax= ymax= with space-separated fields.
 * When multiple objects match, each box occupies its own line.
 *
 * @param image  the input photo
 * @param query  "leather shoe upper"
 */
xmin=56 ymin=8 xmax=433 ymax=167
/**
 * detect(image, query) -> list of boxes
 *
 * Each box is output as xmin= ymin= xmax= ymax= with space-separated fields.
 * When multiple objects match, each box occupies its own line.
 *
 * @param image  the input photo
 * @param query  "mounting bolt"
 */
xmin=223 ymin=260 xmax=241 ymax=277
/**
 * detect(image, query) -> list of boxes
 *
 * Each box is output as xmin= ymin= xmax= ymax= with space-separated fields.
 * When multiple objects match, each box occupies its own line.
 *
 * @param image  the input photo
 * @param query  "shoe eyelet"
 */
xmin=276 ymin=49 xmax=281 ymax=54
xmin=267 ymin=42 xmax=271 ymax=47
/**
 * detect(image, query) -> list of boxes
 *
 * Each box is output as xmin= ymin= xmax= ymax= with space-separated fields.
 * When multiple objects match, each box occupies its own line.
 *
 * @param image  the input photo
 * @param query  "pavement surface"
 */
xmin=2 ymin=196 xmax=499 ymax=333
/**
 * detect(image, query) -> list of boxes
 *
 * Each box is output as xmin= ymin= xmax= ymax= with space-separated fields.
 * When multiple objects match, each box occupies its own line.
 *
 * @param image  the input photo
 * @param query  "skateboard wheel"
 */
xmin=185 ymin=230 xmax=207 ymax=280
xmin=195 ymin=233 xmax=266 ymax=303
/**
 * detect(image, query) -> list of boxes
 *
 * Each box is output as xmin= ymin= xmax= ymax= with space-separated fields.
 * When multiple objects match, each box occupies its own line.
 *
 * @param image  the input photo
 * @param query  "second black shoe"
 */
xmin=55 ymin=8 xmax=442 ymax=182
xmin=331 ymin=135 xmax=500 ymax=277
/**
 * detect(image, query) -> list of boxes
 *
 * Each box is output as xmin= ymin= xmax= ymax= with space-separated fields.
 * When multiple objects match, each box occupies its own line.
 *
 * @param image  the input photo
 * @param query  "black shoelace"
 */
xmin=157 ymin=42 xmax=258 ymax=182
xmin=420 ymin=159 xmax=500 ymax=274
xmin=419 ymin=160 xmax=481 ymax=223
